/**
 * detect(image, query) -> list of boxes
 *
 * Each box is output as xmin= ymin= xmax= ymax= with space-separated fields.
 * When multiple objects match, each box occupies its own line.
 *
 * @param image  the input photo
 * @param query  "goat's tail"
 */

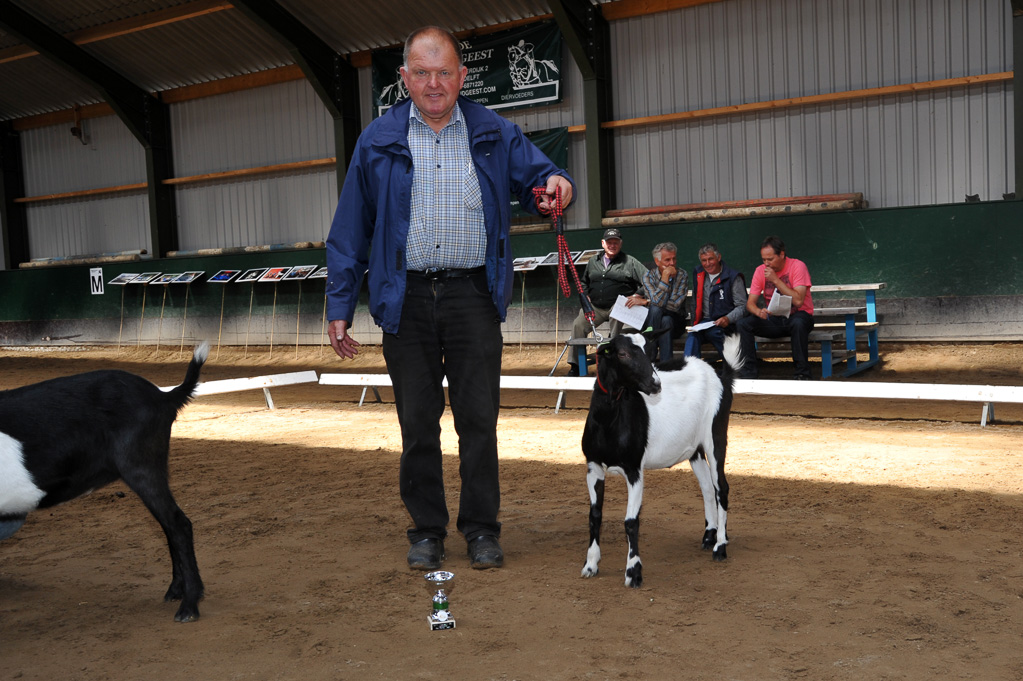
xmin=165 ymin=341 xmax=210 ymax=412
xmin=720 ymin=333 xmax=744 ymax=377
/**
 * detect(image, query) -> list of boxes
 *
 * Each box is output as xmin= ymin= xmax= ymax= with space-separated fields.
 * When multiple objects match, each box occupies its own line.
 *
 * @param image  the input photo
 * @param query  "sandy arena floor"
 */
xmin=2 ymin=341 xmax=1022 ymax=680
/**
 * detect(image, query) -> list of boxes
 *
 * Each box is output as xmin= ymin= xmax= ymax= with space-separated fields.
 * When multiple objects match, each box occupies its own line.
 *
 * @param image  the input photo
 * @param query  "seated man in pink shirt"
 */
xmin=736 ymin=236 xmax=814 ymax=380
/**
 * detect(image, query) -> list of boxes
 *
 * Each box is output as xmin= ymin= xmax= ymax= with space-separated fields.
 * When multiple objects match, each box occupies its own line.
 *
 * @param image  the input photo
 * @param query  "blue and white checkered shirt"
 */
xmin=405 ymin=103 xmax=486 ymax=271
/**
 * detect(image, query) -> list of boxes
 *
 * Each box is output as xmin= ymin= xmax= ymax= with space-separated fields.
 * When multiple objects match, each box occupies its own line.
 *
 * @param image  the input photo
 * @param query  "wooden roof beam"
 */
xmin=0 ymin=0 xmax=233 ymax=65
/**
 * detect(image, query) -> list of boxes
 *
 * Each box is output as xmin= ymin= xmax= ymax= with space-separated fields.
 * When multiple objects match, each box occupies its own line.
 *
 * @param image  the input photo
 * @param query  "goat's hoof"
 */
xmin=174 ymin=606 xmax=200 ymax=623
xmin=701 ymin=528 xmax=717 ymax=550
xmin=712 ymin=545 xmax=727 ymax=562
xmin=581 ymin=565 xmax=599 ymax=578
xmin=624 ymin=566 xmax=643 ymax=588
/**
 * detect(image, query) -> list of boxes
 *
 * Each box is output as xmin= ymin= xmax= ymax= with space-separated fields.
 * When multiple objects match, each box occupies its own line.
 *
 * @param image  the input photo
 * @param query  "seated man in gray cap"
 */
xmin=566 ymin=227 xmax=648 ymax=376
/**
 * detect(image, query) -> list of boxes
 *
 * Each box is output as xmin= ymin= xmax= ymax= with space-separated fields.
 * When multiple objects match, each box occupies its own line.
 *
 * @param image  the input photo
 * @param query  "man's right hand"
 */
xmin=328 ymin=319 xmax=361 ymax=359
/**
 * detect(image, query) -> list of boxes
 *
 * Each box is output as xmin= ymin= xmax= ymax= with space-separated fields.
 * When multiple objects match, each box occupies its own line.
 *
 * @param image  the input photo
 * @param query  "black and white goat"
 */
xmin=0 ymin=343 xmax=209 ymax=622
xmin=580 ymin=330 xmax=742 ymax=587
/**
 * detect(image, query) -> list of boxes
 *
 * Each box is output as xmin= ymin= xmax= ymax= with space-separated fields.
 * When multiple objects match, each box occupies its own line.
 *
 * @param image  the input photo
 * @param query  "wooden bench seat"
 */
xmin=751 ymin=284 xmax=885 ymax=379
xmin=754 ymin=329 xmax=853 ymax=375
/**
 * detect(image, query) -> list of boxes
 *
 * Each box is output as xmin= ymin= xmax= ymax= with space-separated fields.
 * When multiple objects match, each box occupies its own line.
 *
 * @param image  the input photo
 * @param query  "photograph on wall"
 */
xmin=131 ymin=272 xmax=162 ymax=284
xmin=283 ymin=265 xmax=317 ymax=280
xmin=308 ymin=266 xmax=329 ymax=279
xmin=173 ymin=271 xmax=205 ymax=284
xmin=152 ymin=273 xmax=182 ymax=284
xmin=575 ymin=249 xmax=603 ymax=265
xmin=513 ymin=256 xmax=544 ymax=272
xmin=237 ymin=268 xmax=268 ymax=283
xmin=259 ymin=267 xmax=292 ymax=282
xmin=108 ymin=272 xmax=142 ymax=285
xmin=538 ymin=251 xmax=580 ymax=266
xmin=208 ymin=269 xmax=241 ymax=283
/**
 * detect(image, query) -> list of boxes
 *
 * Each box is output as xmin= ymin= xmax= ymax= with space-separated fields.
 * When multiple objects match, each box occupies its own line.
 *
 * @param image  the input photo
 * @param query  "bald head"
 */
xmin=404 ymin=26 xmax=463 ymax=68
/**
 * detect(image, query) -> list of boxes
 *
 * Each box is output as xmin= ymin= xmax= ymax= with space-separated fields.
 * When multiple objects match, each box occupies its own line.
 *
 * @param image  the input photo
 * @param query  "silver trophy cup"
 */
xmin=424 ymin=570 xmax=456 ymax=630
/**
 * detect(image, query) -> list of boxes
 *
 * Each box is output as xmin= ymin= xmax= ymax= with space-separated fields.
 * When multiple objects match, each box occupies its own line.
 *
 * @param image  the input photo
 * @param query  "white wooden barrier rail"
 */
xmin=318 ymin=373 xmax=1023 ymax=426
xmin=318 ymin=373 xmax=593 ymax=412
xmin=164 ymin=370 xmax=320 ymax=409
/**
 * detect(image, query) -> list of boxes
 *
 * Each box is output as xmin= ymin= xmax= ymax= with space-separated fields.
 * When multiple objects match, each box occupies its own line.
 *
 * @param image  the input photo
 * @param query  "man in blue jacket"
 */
xmin=684 ymin=243 xmax=747 ymax=359
xmin=326 ymin=26 xmax=574 ymax=572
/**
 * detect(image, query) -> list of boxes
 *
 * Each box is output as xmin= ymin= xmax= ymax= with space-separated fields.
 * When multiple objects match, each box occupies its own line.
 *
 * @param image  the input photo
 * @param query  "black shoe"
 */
xmin=793 ymin=374 xmax=814 ymax=381
xmin=407 ymin=538 xmax=444 ymax=570
xmin=467 ymin=535 xmax=504 ymax=569
xmin=566 ymin=364 xmax=580 ymax=377
xmin=736 ymin=370 xmax=758 ymax=380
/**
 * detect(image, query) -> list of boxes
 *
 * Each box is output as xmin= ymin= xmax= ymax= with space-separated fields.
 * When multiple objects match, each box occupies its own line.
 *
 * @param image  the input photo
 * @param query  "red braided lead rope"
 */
xmin=532 ymin=185 xmax=595 ymax=326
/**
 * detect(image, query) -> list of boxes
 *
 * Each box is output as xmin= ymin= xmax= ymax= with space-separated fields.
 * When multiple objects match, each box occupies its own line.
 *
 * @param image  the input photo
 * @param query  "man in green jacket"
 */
xmin=566 ymin=228 xmax=647 ymax=376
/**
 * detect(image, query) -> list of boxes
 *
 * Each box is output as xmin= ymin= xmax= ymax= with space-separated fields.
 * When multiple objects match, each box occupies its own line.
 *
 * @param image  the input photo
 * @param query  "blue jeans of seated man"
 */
xmin=684 ymin=323 xmax=728 ymax=359
xmin=736 ymin=310 xmax=815 ymax=378
xmin=645 ymin=305 xmax=687 ymax=363
xmin=382 ymin=270 xmax=503 ymax=545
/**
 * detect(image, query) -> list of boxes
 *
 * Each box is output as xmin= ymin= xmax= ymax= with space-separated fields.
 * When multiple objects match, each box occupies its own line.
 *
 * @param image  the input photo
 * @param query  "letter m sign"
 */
xmin=90 ymin=267 xmax=104 ymax=295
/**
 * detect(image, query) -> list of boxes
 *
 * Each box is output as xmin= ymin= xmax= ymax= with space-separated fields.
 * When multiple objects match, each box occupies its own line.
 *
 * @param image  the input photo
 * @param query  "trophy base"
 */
xmin=428 ymin=616 xmax=456 ymax=631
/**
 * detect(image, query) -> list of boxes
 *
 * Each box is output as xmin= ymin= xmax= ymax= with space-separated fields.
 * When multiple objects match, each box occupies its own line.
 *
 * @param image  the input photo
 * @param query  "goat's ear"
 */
xmin=643 ymin=326 xmax=672 ymax=341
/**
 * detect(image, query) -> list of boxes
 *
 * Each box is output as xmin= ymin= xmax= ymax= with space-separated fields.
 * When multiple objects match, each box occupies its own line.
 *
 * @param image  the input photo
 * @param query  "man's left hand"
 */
xmin=624 ymin=294 xmax=647 ymax=308
xmin=537 ymin=174 xmax=573 ymax=213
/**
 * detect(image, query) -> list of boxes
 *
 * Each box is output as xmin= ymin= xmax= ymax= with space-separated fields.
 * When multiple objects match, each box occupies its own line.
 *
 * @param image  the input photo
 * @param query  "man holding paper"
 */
xmin=566 ymin=228 xmax=646 ymax=375
xmin=684 ymin=243 xmax=748 ymax=360
xmin=736 ymin=235 xmax=815 ymax=380
xmin=624 ymin=242 xmax=689 ymax=363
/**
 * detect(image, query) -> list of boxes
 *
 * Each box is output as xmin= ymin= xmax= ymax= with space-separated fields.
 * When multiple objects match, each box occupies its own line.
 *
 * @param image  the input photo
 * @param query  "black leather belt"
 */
xmin=408 ymin=266 xmax=485 ymax=281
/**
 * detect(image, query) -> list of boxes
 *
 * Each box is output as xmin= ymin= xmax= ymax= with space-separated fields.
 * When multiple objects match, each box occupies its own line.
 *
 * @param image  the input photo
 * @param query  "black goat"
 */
xmin=580 ymin=330 xmax=741 ymax=587
xmin=0 ymin=343 xmax=209 ymax=622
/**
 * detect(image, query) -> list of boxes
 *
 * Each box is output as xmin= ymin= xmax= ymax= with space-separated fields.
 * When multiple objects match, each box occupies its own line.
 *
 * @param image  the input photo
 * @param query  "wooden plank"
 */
xmin=15 ymin=183 xmax=148 ymax=204
xmin=603 ymin=73 xmax=1013 ymax=131
xmin=600 ymin=0 xmax=726 ymax=21
xmin=12 ymin=103 xmax=113 ymax=131
xmin=14 ymin=158 xmax=337 ymax=202
xmin=162 ymin=157 xmax=336 ymax=186
xmin=0 ymin=0 xmax=232 ymax=65
xmin=603 ymin=199 xmax=861 ymax=227
xmin=606 ymin=193 xmax=863 ymax=217
xmin=159 ymin=65 xmax=306 ymax=104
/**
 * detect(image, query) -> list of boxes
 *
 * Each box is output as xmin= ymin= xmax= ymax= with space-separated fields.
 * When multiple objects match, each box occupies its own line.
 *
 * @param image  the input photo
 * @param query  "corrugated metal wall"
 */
xmin=9 ymin=0 xmax=1014 ymax=262
xmin=171 ymin=78 xmax=337 ymax=249
xmin=21 ymin=115 xmax=151 ymax=256
xmin=611 ymin=0 xmax=1013 ymax=209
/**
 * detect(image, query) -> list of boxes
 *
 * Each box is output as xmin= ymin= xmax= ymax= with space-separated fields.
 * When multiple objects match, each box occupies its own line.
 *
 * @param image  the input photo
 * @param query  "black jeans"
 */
xmin=644 ymin=305 xmax=687 ymax=362
xmin=382 ymin=270 xmax=503 ymax=545
xmin=736 ymin=310 xmax=815 ymax=378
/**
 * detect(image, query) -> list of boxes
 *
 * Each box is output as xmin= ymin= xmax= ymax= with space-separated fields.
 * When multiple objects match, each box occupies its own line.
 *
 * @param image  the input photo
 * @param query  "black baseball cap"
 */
xmin=603 ymin=228 xmax=622 ymax=240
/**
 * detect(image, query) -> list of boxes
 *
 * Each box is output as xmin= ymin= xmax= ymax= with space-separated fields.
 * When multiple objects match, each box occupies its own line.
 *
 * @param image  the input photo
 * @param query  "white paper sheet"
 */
xmin=609 ymin=295 xmax=649 ymax=330
xmin=767 ymin=293 xmax=792 ymax=317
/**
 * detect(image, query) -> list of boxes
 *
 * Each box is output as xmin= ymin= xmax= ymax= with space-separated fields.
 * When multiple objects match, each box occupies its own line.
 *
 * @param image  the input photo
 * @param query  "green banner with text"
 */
xmin=373 ymin=22 xmax=563 ymax=117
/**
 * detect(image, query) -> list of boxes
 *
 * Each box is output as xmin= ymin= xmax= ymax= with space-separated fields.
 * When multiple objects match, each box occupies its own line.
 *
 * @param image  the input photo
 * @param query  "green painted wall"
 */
xmin=513 ymin=199 xmax=1023 ymax=300
xmin=0 ymin=249 xmax=336 ymax=324
xmin=0 ymin=200 xmax=1019 ymax=328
